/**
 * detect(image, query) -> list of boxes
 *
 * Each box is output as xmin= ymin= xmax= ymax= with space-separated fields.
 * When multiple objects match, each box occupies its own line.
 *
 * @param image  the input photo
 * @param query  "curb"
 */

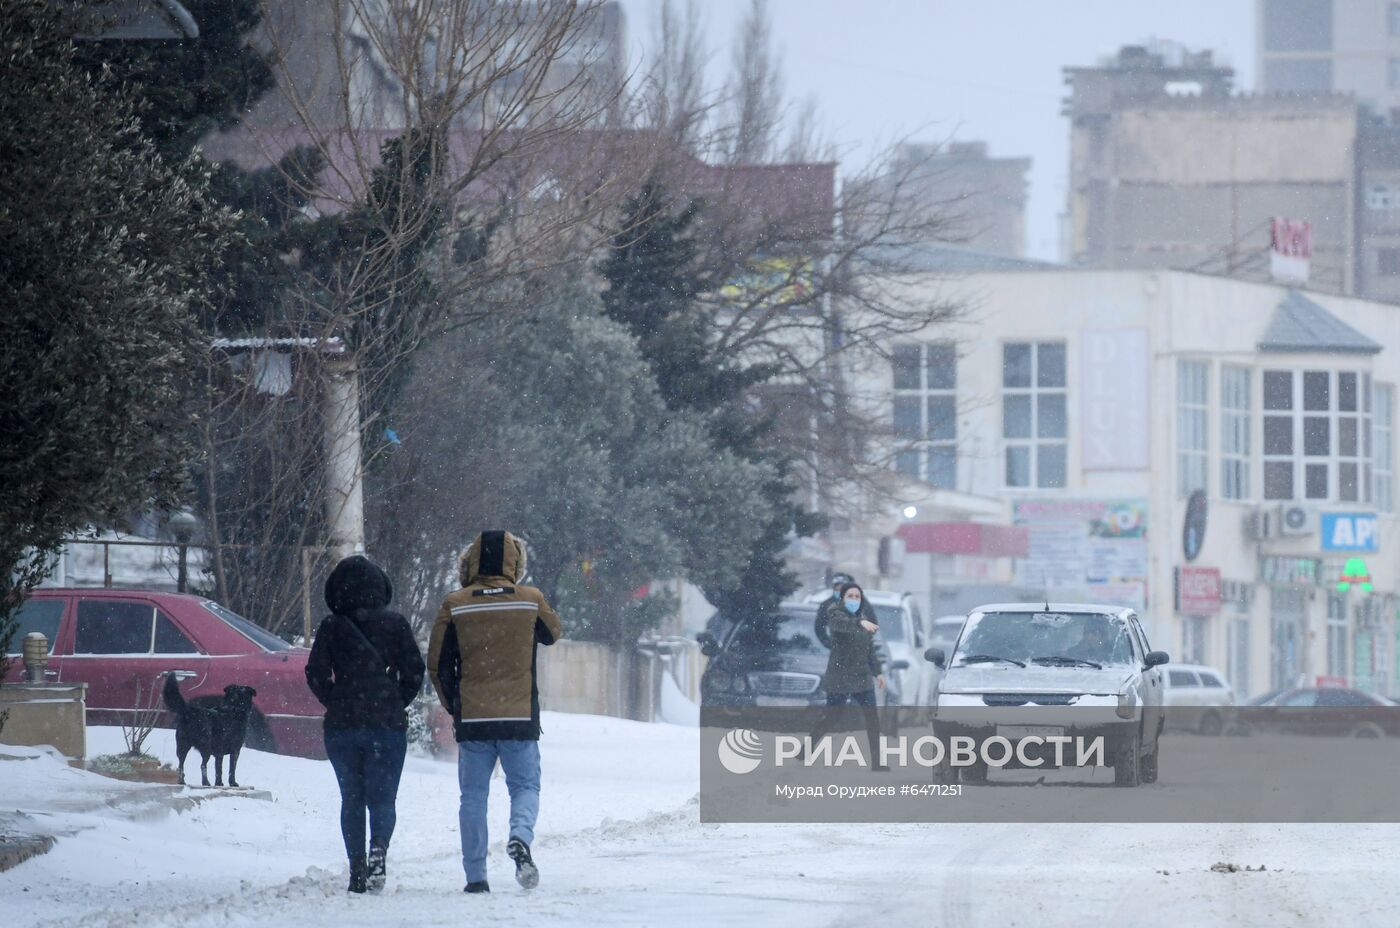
xmin=0 ymin=833 xmax=56 ymax=873
xmin=0 ymin=786 xmax=270 ymax=874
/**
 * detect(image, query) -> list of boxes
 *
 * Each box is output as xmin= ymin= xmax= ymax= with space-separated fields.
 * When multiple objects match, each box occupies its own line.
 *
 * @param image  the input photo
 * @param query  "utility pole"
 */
xmin=321 ymin=356 xmax=366 ymax=563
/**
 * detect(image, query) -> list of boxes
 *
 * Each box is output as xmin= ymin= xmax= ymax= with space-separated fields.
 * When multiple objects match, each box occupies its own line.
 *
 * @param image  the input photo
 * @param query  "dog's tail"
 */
xmin=162 ymin=672 xmax=187 ymax=716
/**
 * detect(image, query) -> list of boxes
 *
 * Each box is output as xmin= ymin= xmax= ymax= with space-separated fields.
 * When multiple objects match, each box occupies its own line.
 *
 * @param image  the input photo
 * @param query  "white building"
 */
xmin=841 ymin=251 xmax=1400 ymax=699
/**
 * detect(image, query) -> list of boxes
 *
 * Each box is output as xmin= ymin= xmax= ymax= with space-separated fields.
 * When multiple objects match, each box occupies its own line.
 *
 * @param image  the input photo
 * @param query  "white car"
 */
xmin=1161 ymin=663 xmax=1235 ymax=735
xmin=924 ymin=602 xmax=1170 ymax=787
xmin=927 ymin=614 xmax=966 ymax=657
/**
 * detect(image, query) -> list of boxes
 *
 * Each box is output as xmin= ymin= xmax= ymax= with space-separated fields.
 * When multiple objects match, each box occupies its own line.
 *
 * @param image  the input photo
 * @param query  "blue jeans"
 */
xmin=324 ymin=728 xmax=408 ymax=862
xmin=457 ymin=740 xmax=541 ymax=883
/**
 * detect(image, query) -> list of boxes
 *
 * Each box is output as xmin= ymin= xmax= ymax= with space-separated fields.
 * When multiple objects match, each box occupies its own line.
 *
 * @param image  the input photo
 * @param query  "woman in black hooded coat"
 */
xmin=306 ymin=555 xmax=425 ymax=894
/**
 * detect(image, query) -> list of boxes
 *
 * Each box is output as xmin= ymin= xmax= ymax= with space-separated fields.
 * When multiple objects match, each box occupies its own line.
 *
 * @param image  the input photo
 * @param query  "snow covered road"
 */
xmin=4 ymin=715 xmax=1399 ymax=927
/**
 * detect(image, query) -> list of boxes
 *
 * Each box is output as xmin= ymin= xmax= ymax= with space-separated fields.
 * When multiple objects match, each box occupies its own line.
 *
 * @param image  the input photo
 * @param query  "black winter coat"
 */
xmin=305 ymin=555 xmax=426 ymax=731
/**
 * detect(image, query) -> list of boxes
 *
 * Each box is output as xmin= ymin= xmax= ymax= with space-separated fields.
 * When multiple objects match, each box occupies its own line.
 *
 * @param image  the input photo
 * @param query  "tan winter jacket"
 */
xmin=427 ymin=530 xmax=563 ymax=741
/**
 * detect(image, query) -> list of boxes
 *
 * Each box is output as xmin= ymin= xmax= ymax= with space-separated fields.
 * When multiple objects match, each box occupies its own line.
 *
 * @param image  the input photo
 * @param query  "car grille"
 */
xmin=750 ymin=672 xmax=821 ymax=697
xmin=982 ymin=693 xmax=1079 ymax=707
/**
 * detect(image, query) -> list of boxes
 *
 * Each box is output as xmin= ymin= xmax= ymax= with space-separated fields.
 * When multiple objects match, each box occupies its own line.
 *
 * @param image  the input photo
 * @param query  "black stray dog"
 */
xmin=162 ymin=672 xmax=258 ymax=787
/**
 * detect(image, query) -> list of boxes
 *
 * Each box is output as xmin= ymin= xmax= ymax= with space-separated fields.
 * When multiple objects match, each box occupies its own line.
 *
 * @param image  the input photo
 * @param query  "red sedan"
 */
xmin=5 ymin=588 xmax=326 ymax=758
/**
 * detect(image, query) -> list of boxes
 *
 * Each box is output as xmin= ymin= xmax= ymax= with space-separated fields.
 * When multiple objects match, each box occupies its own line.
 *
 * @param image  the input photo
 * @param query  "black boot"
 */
xmin=366 ymin=845 xmax=387 ymax=894
xmin=506 ymin=837 xmax=539 ymax=890
xmin=464 ymin=881 xmax=491 ymax=894
xmin=348 ymin=856 xmax=368 ymax=894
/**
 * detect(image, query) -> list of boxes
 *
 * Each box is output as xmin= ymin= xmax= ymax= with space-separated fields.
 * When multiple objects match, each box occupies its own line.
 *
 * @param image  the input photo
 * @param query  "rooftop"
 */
xmin=1257 ymin=289 xmax=1383 ymax=355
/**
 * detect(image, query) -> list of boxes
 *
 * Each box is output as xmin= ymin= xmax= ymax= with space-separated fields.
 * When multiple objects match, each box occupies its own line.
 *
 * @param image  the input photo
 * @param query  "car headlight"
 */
xmin=732 ymin=674 xmax=750 ymax=694
xmin=1116 ymin=691 xmax=1135 ymax=719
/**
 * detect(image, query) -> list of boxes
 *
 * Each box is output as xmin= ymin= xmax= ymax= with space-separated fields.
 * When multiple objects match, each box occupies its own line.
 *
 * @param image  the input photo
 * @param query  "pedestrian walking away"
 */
xmin=810 ymin=581 xmax=886 ymax=770
xmin=305 ymin=555 xmax=426 ymax=894
xmin=428 ymin=530 xmax=564 ymax=894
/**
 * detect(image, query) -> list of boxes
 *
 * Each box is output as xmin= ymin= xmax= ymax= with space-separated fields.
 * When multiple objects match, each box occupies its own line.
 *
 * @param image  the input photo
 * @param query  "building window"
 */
xmin=1261 ymin=369 xmax=1371 ymax=501
xmin=1380 ymin=248 xmax=1400 ymax=276
xmin=1221 ymin=366 xmax=1251 ymax=500
xmin=1002 ymin=342 xmax=1066 ymax=489
xmin=892 ymin=343 xmax=957 ymax=488
xmin=1182 ymin=615 xmax=1208 ymax=665
xmin=1376 ymin=383 xmax=1394 ymax=512
xmin=1369 ymin=186 xmax=1396 ymax=210
xmin=1178 ymin=360 xmax=1209 ymax=497
xmin=1327 ymin=592 xmax=1349 ymax=681
xmin=1263 ymin=0 xmax=1332 ymax=51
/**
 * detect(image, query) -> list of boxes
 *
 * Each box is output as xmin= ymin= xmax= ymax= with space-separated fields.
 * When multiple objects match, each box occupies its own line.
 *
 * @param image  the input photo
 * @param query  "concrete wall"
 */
xmin=1069 ymin=99 xmax=1358 ymax=294
xmin=0 ymin=684 xmax=87 ymax=762
xmin=536 ymin=639 xmax=703 ymax=722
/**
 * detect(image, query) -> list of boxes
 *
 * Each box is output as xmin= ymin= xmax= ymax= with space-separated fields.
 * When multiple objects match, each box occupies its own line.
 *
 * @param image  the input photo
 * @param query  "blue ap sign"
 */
xmin=1321 ymin=513 xmax=1379 ymax=552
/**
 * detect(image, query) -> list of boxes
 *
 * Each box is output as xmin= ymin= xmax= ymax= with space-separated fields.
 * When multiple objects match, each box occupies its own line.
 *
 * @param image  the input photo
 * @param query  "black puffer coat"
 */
xmin=305 ymin=555 xmax=426 ymax=731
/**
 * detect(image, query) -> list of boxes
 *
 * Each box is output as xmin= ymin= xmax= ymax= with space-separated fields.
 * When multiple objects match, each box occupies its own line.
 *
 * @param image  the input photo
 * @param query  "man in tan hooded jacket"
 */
xmin=428 ymin=530 xmax=562 ymax=894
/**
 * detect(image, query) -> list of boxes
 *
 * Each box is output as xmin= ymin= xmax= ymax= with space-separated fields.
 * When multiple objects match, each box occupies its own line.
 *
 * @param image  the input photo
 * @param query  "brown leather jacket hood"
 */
xmin=459 ymin=530 xmax=528 ymax=585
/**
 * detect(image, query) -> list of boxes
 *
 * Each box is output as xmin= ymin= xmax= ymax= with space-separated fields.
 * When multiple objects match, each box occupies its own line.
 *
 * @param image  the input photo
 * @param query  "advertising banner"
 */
xmin=1013 ymin=499 xmax=1149 ymax=610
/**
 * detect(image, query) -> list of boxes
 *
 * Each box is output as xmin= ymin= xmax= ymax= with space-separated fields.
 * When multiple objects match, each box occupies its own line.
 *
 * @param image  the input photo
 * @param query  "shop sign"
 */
xmin=1321 ymin=513 xmax=1379 ymax=553
xmin=1260 ymin=556 xmax=1321 ymax=586
xmin=1176 ymin=566 xmax=1222 ymax=615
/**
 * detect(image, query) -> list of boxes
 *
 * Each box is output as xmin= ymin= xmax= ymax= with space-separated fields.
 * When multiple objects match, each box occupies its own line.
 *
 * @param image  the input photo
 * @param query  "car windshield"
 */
xmin=201 ymin=600 xmax=292 ymax=651
xmin=953 ymin=611 xmax=1134 ymax=667
xmin=726 ymin=612 xmax=824 ymax=656
xmin=870 ymin=605 xmax=905 ymax=641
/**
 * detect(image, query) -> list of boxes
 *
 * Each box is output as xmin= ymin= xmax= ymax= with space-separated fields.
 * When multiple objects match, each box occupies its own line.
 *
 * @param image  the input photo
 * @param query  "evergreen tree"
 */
xmin=600 ymin=182 xmax=825 ymax=616
xmin=72 ymin=0 xmax=275 ymax=162
xmin=74 ymin=0 xmax=322 ymax=334
xmin=0 ymin=0 xmax=233 ymax=701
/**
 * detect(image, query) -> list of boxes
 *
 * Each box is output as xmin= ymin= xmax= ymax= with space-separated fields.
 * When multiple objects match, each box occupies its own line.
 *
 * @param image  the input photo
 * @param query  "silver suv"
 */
xmin=924 ymin=603 xmax=1170 ymax=787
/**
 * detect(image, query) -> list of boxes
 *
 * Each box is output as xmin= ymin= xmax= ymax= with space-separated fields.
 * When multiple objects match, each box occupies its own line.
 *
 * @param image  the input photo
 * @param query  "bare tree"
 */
xmin=121 ymin=675 xmax=165 ymax=757
xmin=191 ymin=1 xmax=649 ymax=629
xmin=643 ymin=0 xmax=711 ymax=150
xmin=722 ymin=0 xmax=783 ymax=164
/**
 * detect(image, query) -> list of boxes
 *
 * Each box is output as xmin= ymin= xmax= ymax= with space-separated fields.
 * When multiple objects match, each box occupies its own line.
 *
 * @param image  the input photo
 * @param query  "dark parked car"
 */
xmin=1231 ymin=687 xmax=1400 ymax=738
xmin=697 ymin=603 xmax=891 ymax=708
xmin=699 ymin=604 xmax=827 ymax=707
xmin=4 ymin=588 xmax=326 ymax=757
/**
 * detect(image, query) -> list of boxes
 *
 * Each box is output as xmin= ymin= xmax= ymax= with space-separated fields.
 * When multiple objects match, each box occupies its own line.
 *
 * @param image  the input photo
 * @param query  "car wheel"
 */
xmin=244 ymin=710 xmax=276 ymax=753
xmin=1140 ymin=743 xmax=1159 ymax=784
xmin=1198 ymin=711 xmax=1223 ymax=737
xmin=1351 ymin=722 xmax=1385 ymax=739
xmin=1113 ymin=729 xmax=1141 ymax=787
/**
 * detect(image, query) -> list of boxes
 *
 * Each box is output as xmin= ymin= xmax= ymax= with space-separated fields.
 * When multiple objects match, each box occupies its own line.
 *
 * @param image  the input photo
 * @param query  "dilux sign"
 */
xmin=1320 ymin=513 xmax=1378 ymax=552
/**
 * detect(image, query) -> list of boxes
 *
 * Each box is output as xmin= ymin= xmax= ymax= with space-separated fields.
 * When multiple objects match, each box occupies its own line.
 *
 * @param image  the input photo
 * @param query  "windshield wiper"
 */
xmin=958 ymin=654 xmax=1026 ymax=667
xmin=1032 ymin=655 xmax=1103 ymax=669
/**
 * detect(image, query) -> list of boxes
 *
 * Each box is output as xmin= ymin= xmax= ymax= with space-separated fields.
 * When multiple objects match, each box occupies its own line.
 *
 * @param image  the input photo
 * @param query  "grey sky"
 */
xmin=618 ymin=1 xmax=1256 ymax=261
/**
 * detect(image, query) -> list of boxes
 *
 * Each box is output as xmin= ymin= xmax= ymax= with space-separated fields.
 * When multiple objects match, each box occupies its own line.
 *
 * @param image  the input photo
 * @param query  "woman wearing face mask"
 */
xmin=812 ymin=582 xmax=887 ymax=770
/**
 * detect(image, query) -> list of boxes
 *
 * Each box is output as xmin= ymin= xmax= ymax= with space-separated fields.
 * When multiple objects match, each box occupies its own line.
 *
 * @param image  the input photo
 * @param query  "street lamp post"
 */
xmin=168 ymin=509 xmax=199 ymax=593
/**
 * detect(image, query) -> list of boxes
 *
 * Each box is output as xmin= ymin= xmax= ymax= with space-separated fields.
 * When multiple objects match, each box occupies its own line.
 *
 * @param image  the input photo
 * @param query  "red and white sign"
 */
xmin=1270 ymin=217 xmax=1312 ymax=285
xmin=1176 ymin=566 xmax=1222 ymax=615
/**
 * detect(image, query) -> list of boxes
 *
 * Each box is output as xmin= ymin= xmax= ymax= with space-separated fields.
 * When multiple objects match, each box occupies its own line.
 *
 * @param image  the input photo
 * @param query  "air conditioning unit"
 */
xmin=1246 ymin=507 xmax=1278 ymax=541
xmin=1279 ymin=505 xmax=1315 ymax=537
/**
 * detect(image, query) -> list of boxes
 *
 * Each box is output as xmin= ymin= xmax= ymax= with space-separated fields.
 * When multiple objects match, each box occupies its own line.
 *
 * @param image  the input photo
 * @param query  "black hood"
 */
xmin=324 ymin=555 xmax=393 ymax=615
